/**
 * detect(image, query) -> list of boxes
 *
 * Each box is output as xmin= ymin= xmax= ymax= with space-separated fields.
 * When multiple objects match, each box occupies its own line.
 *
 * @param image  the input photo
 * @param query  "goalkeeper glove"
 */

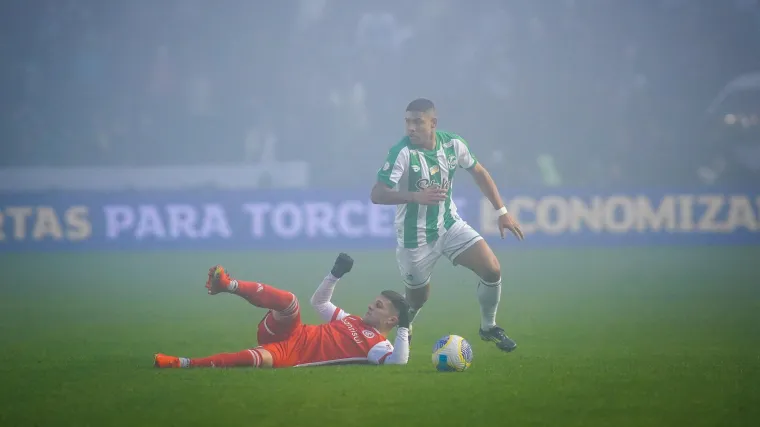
xmin=331 ymin=252 xmax=354 ymax=278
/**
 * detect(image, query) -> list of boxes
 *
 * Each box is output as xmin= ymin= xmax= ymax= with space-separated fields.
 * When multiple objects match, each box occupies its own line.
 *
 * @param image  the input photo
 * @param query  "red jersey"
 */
xmin=257 ymin=274 xmax=408 ymax=368
xmin=292 ymin=308 xmax=394 ymax=367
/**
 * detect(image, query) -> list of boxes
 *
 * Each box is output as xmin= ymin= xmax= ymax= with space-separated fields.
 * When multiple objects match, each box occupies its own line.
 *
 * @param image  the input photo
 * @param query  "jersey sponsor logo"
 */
xmin=447 ymin=155 xmax=457 ymax=170
xmin=362 ymin=330 xmax=376 ymax=339
xmin=411 ymin=165 xmax=421 ymax=173
xmin=342 ymin=317 xmax=363 ymax=344
xmin=415 ymin=178 xmax=451 ymax=191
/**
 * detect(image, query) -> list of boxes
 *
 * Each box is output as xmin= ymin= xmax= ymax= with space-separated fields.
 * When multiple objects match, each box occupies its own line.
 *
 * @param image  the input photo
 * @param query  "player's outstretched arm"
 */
xmin=467 ymin=163 xmax=524 ymax=240
xmin=310 ymin=253 xmax=353 ymax=322
xmin=467 ymin=163 xmax=506 ymax=212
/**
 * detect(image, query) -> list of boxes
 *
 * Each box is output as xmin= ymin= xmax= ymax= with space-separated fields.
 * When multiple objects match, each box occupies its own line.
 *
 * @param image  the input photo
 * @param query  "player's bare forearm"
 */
xmin=468 ymin=163 xmax=505 ymax=209
xmin=370 ymin=182 xmax=416 ymax=205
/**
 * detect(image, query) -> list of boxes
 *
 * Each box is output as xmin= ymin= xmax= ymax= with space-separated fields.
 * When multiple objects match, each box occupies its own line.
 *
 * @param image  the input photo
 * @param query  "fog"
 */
xmin=2 ymin=0 xmax=759 ymax=191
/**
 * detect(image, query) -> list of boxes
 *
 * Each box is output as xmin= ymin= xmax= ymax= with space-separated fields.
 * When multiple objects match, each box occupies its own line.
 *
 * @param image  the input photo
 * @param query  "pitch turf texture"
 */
xmin=1 ymin=247 xmax=758 ymax=427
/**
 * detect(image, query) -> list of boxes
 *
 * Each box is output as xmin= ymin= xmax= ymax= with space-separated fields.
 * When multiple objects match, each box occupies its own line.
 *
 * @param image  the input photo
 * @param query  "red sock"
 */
xmin=232 ymin=280 xmax=294 ymax=312
xmin=189 ymin=349 xmax=263 ymax=368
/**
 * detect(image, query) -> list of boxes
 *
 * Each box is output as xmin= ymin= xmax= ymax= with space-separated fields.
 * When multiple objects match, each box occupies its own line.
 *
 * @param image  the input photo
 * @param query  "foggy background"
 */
xmin=2 ymin=0 xmax=760 ymax=192
xmin=1 ymin=3 xmax=759 ymax=425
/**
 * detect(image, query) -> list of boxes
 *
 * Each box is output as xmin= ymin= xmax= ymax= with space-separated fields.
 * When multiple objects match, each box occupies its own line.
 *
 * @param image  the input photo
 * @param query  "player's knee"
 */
xmin=286 ymin=292 xmax=299 ymax=306
xmin=277 ymin=292 xmax=300 ymax=317
xmin=255 ymin=348 xmax=275 ymax=369
xmin=405 ymin=283 xmax=430 ymax=308
xmin=403 ymin=273 xmax=430 ymax=290
xmin=479 ymin=255 xmax=501 ymax=283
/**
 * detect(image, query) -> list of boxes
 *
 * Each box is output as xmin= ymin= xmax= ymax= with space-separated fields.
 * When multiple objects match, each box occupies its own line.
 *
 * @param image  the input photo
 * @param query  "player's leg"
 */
xmin=153 ymin=267 xmax=301 ymax=369
xmin=154 ymin=347 xmax=274 ymax=369
xmin=406 ymin=283 xmax=430 ymax=321
xmin=208 ymin=264 xmax=303 ymax=349
xmin=444 ymin=221 xmax=517 ymax=352
xmin=207 ymin=265 xmax=301 ymax=324
xmin=207 ymin=265 xmax=303 ymax=344
xmin=256 ymin=308 xmax=302 ymax=346
xmin=154 ymin=329 xmax=303 ymax=369
xmin=396 ymin=246 xmax=431 ymax=314
xmin=405 ymin=282 xmax=428 ymax=346
xmin=396 ymin=244 xmax=440 ymax=344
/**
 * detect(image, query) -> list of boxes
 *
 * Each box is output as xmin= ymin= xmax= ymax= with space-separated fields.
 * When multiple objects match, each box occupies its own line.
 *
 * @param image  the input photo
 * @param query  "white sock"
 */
xmin=477 ymin=278 xmax=501 ymax=330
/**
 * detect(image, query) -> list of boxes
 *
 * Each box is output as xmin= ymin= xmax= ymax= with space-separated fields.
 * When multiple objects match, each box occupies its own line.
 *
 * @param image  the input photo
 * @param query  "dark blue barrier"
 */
xmin=0 ymin=189 xmax=758 ymax=251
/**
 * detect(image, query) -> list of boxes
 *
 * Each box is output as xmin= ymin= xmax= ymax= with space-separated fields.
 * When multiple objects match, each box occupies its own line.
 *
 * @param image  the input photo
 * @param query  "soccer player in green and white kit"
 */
xmin=370 ymin=98 xmax=525 ymax=352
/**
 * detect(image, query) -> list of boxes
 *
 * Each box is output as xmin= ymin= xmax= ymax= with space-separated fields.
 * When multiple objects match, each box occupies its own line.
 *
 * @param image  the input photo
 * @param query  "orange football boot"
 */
xmin=205 ymin=265 xmax=232 ymax=295
xmin=154 ymin=353 xmax=181 ymax=368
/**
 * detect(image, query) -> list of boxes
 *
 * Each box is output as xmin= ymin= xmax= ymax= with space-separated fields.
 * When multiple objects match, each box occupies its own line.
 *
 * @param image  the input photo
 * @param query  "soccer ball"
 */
xmin=432 ymin=334 xmax=473 ymax=372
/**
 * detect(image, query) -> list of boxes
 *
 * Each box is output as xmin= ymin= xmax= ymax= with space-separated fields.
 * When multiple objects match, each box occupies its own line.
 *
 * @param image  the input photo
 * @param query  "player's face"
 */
xmin=405 ymin=111 xmax=436 ymax=145
xmin=364 ymin=295 xmax=399 ymax=329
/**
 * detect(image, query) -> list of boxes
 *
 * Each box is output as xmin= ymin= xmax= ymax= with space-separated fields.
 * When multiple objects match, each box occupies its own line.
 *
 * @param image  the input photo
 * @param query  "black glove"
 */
xmin=331 ymin=253 xmax=354 ymax=278
xmin=396 ymin=299 xmax=411 ymax=329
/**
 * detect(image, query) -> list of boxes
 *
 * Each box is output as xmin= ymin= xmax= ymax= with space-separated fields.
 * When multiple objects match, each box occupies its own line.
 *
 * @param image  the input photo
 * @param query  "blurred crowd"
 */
xmin=1 ymin=0 xmax=759 ymax=189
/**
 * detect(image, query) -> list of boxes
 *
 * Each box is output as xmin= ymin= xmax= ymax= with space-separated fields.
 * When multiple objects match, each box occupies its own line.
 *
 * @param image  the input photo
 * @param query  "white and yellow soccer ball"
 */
xmin=432 ymin=334 xmax=473 ymax=372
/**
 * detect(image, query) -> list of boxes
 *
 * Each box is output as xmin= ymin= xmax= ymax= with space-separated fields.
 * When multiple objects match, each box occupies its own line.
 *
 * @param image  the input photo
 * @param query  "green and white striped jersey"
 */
xmin=376 ymin=130 xmax=478 ymax=248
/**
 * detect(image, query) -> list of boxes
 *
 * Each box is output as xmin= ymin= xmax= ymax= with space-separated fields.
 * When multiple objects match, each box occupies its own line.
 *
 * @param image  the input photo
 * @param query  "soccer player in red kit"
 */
xmin=154 ymin=253 xmax=411 ymax=369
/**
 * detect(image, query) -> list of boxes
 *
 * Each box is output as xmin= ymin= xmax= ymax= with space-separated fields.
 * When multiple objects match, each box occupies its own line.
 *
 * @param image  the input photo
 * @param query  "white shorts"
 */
xmin=396 ymin=220 xmax=483 ymax=289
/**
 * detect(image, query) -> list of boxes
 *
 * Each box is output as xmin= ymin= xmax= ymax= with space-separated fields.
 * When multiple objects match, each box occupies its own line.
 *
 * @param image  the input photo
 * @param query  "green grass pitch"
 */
xmin=1 ymin=247 xmax=758 ymax=427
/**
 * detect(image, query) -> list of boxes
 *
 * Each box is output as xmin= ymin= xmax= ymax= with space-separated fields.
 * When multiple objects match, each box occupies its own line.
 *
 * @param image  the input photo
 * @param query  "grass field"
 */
xmin=1 ymin=247 xmax=759 ymax=427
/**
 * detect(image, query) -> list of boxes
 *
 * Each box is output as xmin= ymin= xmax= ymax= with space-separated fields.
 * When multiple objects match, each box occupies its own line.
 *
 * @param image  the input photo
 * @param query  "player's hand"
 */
xmin=331 ymin=253 xmax=354 ymax=278
xmin=498 ymin=212 xmax=524 ymax=241
xmin=413 ymin=187 xmax=447 ymax=205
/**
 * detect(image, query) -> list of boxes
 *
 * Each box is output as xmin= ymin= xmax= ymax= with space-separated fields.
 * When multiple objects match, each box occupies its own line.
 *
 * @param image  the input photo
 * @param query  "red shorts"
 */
xmin=255 ymin=310 xmax=305 ymax=368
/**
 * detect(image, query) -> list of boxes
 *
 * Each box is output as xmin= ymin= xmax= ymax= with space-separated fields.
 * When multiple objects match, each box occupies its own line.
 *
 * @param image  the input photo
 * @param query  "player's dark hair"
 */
xmin=381 ymin=290 xmax=407 ymax=315
xmin=406 ymin=98 xmax=435 ymax=113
